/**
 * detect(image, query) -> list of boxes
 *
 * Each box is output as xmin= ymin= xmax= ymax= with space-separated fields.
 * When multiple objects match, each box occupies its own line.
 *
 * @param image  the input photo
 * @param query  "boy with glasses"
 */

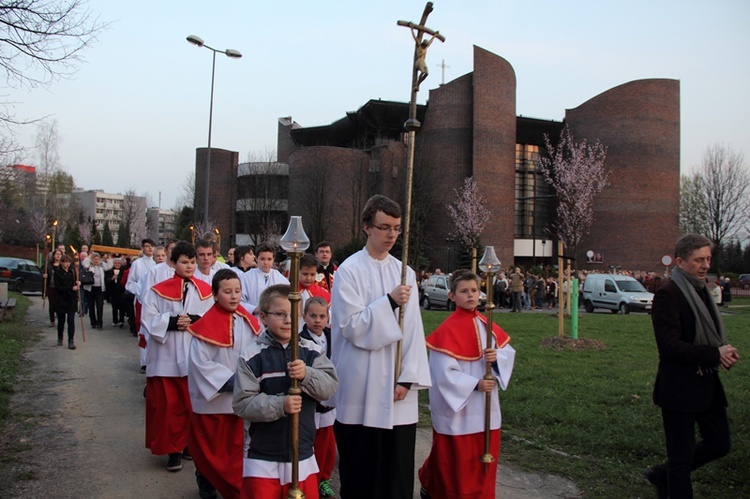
xmin=330 ymin=194 xmax=431 ymax=499
xmin=233 ymin=284 xmax=338 ymax=498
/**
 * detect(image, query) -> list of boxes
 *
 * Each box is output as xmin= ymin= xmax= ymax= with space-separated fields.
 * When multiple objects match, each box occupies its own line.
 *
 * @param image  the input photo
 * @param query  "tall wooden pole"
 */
xmin=71 ymin=247 xmax=86 ymax=343
xmin=395 ymin=1 xmax=445 ymax=381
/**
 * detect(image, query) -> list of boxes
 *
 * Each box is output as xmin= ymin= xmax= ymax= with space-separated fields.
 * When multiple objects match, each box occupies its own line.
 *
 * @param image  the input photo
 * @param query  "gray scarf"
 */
xmin=671 ymin=266 xmax=726 ymax=373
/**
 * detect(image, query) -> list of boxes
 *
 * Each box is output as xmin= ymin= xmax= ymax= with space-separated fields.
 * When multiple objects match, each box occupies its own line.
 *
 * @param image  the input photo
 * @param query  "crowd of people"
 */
xmin=39 ymin=202 xmax=741 ymax=499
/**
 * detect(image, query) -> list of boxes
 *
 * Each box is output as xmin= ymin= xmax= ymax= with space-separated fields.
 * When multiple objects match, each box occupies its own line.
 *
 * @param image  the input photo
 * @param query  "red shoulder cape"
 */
xmin=152 ymin=274 xmax=213 ymax=301
xmin=300 ymin=283 xmax=331 ymax=303
xmin=426 ymin=307 xmax=511 ymax=361
xmin=187 ymin=304 xmax=261 ymax=347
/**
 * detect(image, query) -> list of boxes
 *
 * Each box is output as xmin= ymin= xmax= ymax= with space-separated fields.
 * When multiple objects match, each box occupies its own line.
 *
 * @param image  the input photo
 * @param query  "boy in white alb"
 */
xmin=299 ymin=296 xmax=336 ymax=498
xmin=330 ymin=195 xmax=431 ymax=499
xmin=239 ymin=242 xmax=289 ymax=313
xmin=187 ymin=269 xmax=261 ymax=499
xmin=418 ymin=269 xmax=515 ymax=499
xmin=141 ymin=242 xmax=214 ymax=472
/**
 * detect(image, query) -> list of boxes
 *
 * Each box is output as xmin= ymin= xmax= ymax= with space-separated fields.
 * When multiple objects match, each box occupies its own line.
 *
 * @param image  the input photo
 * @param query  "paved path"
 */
xmin=1 ymin=296 xmax=581 ymax=498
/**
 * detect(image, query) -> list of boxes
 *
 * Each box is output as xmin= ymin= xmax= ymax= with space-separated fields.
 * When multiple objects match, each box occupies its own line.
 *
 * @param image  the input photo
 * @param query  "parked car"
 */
xmin=739 ymin=274 xmax=750 ymax=290
xmin=422 ymin=273 xmax=486 ymax=310
xmin=582 ymin=274 xmax=653 ymax=314
xmin=0 ymin=257 xmax=44 ymax=293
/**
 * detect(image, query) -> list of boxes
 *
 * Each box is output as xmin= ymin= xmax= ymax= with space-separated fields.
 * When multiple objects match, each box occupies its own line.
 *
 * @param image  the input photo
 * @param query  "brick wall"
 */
xmin=566 ymin=79 xmax=680 ymax=272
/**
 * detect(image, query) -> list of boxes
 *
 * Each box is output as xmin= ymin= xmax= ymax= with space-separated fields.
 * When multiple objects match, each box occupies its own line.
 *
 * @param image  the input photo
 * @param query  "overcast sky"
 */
xmin=7 ymin=0 xmax=750 ymax=210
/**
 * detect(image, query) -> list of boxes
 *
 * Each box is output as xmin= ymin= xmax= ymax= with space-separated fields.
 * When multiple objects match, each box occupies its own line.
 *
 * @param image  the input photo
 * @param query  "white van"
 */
xmin=582 ymin=274 xmax=654 ymax=314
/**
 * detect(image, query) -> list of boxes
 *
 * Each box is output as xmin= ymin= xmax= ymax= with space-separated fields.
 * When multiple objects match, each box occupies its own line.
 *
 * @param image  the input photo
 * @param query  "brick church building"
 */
xmin=196 ymin=46 xmax=679 ymax=272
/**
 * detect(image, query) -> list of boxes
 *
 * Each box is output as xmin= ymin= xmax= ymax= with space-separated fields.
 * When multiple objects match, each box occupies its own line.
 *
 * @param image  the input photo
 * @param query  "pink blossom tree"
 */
xmin=446 ymin=177 xmax=492 ymax=273
xmin=539 ymin=126 xmax=609 ymax=266
xmin=78 ymin=221 xmax=92 ymax=249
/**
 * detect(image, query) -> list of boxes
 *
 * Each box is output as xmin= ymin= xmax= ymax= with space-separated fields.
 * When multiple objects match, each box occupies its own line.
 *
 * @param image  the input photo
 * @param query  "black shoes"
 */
xmin=68 ymin=341 xmax=76 ymax=350
xmin=645 ymin=465 xmax=668 ymax=499
xmin=166 ymin=452 xmax=182 ymax=472
xmin=182 ymin=447 xmax=193 ymax=461
xmin=196 ymin=470 xmax=218 ymax=499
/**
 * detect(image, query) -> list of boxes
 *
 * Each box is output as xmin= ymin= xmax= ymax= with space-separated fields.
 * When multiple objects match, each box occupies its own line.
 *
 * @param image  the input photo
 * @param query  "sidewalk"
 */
xmin=2 ymin=296 xmax=581 ymax=498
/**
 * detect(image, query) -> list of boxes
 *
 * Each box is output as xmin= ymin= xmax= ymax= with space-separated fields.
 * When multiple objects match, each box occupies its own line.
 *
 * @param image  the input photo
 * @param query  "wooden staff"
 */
xmin=71 ymin=246 xmax=86 ymax=343
xmin=42 ymin=237 xmax=50 ymax=308
xmin=395 ymin=1 xmax=445 ymax=381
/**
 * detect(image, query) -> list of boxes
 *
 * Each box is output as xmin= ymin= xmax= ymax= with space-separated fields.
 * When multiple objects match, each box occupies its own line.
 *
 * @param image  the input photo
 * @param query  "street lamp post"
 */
xmin=186 ymin=35 xmax=242 ymax=228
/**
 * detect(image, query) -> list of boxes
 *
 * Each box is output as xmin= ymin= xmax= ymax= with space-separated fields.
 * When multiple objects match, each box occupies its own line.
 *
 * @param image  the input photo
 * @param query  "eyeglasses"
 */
xmin=371 ymin=224 xmax=402 ymax=235
xmin=264 ymin=311 xmax=292 ymax=320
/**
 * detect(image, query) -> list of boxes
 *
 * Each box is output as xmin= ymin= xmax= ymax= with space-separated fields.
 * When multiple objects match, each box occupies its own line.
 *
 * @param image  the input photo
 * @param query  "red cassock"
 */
xmin=144 ymin=275 xmax=213 ymax=455
xmin=187 ymin=304 xmax=261 ymax=499
xmin=419 ymin=307 xmax=512 ymax=499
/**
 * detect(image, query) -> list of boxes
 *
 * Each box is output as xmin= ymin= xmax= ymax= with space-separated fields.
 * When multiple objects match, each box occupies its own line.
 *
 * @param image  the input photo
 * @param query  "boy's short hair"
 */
xmin=212 ymin=268 xmax=241 ymax=295
xmin=315 ymin=241 xmax=332 ymax=252
xmin=361 ymin=195 xmax=401 ymax=227
xmin=255 ymin=242 xmax=275 ymax=257
xmin=195 ymin=239 xmax=213 ymax=252
xmin=170 ymin=242 xmax=196 ymax=263
xmin=304 ymin=296 xmax=329 ymax=315
xmin=299 ymin=253 xmax=317 ymax=270
xmin=259 ymin=284 xmax=291 ymax=312
xmin=61 ymin=254 xmax=72 ymax=263
xmin=154 ymin=245 xmax=166 ymax=253
xmin=449 ymin=269 xmax=481 ymax=294
xmin=141 ymin=238 xmax=155 ymax=247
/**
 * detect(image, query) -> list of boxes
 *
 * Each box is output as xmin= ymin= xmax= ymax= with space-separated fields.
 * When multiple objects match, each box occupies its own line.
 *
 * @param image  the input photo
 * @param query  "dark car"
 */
xmin=422 ymin=274 xmax=486 ymax=311
xmin=739 ymin=274 xmax=750 ymax=290
xmin=0 ymin=257 xmax=44 ymax=293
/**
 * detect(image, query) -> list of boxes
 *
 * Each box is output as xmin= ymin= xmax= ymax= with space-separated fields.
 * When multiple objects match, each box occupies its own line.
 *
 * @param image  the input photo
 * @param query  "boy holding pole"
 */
xmin=418 ymin=269 xmax=516 ymax=499
xmin=233 ymin=284 xmax=338 ymax=499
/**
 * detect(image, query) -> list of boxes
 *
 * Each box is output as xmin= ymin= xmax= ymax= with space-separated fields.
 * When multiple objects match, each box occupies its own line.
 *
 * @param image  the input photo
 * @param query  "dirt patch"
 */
xmin=539 ymin=336 xmax=608 ymax=351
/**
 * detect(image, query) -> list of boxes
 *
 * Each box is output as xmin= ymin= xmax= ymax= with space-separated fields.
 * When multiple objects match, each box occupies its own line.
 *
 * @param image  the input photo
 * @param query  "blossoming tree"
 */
xmin=447 ymin=176 xmax=491 ymax=273
xmin=539 ymin=126 xmax=609 ymax=267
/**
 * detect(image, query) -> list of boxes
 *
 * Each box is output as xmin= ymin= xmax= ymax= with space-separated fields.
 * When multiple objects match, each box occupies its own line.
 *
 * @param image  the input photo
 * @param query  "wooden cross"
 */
xmin=397 ymin=2 xmax=445 ymax=92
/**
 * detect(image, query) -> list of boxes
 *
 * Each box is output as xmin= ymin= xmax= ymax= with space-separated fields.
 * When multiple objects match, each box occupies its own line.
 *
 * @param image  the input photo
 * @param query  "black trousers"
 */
xmin=56 ymin=311 xmax=75 ymax=341
xmin=334 ymin=421 xmax=416 ymax=499
xmin=89 ymin=286 xmax=104 ymax=326
xmin=661 ymin=397 xmax=731 ymax=498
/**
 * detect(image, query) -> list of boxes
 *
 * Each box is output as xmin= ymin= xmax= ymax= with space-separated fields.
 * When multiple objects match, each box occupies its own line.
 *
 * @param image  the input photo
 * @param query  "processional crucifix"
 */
xmin=394 ymin=3 xmax=444 ymax=379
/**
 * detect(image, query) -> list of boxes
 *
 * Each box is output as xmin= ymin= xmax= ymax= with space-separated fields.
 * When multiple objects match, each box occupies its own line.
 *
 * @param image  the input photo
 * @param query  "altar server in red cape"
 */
xmin=141 ymin=242 xmax=214 ymax=472
xmin=187 ymin=269 xmax=261 ymax=499
xmin=419 ymin=269 xmax=516 ymax=499
xmin=299 ymin=254 xmax=330 ymax=334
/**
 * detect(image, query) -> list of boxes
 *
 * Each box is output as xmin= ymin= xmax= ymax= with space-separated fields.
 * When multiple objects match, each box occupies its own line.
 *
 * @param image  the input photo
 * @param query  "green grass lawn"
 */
xmin=422 ymin=299 xmax=750 ymax=497
xmin=0 ymin=294 xmax=37 ymax=430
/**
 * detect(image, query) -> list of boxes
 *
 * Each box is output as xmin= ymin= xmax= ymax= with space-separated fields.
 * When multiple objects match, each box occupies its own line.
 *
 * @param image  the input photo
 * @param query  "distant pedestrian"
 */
xmin=54 ymin=255 xmax=81 ymax=349
xmin=721 ymin=277 xmax=732 ymax=308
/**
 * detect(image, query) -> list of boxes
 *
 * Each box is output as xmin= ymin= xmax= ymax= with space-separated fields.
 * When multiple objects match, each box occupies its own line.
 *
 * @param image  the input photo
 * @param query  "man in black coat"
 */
xmin=647 ymin=234 xmax=740 ymax=498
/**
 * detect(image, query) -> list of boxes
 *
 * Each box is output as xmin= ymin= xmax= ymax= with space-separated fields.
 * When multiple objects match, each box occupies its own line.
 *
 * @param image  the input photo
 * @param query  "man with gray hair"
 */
xmin=646 ymin=234 xmax=740 ymax=498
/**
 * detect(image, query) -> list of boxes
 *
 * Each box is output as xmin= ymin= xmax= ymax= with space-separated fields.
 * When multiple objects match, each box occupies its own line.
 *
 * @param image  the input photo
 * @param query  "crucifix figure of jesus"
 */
xmin=398 ymin=2 xmax=445 ymax=93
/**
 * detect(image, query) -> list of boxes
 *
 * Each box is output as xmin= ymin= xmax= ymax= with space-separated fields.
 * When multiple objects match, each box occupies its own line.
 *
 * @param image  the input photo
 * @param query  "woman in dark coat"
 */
xmin=44 ymin=249 xmax=63 ymax=327
xmin=54 ymin=255 xmax=81 ymax=349
xmin=721 ymin=277 xmax=732 ymax=308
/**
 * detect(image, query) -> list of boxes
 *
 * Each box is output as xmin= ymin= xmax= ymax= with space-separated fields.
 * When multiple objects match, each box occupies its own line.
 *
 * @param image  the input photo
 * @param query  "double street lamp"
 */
xmin=186 ymin=35 xmax=242 ymax=227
